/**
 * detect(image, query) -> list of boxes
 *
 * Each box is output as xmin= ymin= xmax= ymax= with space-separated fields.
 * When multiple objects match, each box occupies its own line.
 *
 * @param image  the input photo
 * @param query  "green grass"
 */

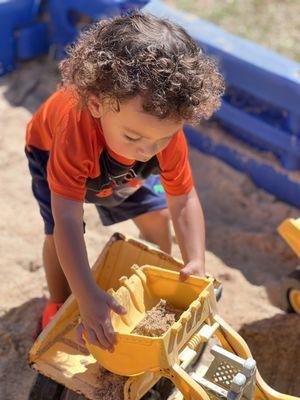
xmin=164 ymin=0 xmax=300 ymax=62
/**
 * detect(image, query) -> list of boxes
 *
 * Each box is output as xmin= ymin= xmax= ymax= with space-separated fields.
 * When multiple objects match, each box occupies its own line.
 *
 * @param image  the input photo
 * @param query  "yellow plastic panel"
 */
xmin=278 ymin=218 xmax=300 ymax=257
xmin=85 ymin=265 xmax=213 ymax=377
xmin=29 ymin=234 xmax=186 ymax=400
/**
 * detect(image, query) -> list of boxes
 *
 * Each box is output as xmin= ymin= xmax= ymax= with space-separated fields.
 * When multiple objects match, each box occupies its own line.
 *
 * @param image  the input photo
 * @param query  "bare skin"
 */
xmin=43 ymin=208 xmax=172 ymax=305
xmin=43 ymin=235 xmax=71 ymax=303
xmin=133 ymin=208 xmax=172 ymax=253
xmin=167 ymin=188 xmax=205 ymax=280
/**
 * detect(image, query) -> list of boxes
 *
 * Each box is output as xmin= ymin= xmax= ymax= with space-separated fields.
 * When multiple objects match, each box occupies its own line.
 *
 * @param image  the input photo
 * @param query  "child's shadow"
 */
xmin=0 ymin=58 xmax=59 ymax=114
xmin=0 ymin=297 xmax=46 ymax=400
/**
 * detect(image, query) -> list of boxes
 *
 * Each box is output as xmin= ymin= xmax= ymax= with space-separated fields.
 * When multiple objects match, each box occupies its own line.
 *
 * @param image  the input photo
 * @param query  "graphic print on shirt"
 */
xmin=85 ymin=150 xmax=161 ymax=206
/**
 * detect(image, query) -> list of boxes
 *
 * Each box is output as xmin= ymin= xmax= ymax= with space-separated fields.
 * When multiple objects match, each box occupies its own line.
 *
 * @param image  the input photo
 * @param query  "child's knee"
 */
xmin=154 ymin=208 xmax=170 ymax=224
xmin=145 ymin=209 xmax=171 ymax=241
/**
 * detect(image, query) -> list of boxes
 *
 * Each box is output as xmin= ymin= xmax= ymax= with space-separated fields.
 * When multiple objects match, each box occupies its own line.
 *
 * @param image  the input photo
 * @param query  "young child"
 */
xmin=25 ymin=12 xmax=224 ymax=352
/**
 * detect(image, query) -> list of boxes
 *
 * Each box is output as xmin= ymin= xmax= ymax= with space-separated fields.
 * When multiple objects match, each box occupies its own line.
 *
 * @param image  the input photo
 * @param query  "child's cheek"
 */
xmin=156 ymin=140 xmax=171 ymax=153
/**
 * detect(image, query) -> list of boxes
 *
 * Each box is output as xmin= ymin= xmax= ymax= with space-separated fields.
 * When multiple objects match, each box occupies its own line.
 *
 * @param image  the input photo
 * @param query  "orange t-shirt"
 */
xmin=26 ymin=89 xmax=194 ymax=202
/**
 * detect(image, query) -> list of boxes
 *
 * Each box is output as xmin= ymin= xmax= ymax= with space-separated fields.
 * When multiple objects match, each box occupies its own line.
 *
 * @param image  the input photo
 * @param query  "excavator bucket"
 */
xmin=29 ymin=233 xmax=299 ymax=400
xmin=86 ymin=264 xmax=215 ymax=377
xmin=29 ymin=233 xmax=212 ymax=399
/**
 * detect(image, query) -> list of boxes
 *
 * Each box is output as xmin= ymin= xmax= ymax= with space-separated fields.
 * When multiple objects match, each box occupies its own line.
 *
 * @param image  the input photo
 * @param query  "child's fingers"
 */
xmin=84 ymin=326 xmax=107 ymax=350
xmin=75 ymin=323 xmax=86 ymax=346
xmin=107 ymin=295 xmax=127 ymax=315
xmin=179 ymin=269 xmax=189 ymax=281
xmin=78 ymin=322 xmax=112 ymax=351
xmin=90 ymin=324 xmax=113 ymax=350
xmin=102 ymin=318 xmax=117 ymax=346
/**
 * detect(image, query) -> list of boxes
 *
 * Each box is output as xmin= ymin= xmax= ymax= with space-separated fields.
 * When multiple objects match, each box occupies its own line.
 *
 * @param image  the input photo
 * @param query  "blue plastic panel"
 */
xmin=49 ymin=0 xmax=150 ymax=58
xmin=16 ymin=22 xmax=49 ymax=60
xmin=185 ymin=125 xmax=300 ymax=209
xmin=145 ymin=0 xmax=300 ymax=207
xmin=145 ymin=0 xmax=300 ymax=114
xmin=0 ymin=0 xmax=43 ymax=75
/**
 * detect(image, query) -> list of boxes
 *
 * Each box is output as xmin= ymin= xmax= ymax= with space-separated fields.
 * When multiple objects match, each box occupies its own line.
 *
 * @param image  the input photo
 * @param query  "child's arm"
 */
xmin=166 ymin=187 xmax=206 ymax=280
xmin=51 ymin=193 xmax=126 ymax=351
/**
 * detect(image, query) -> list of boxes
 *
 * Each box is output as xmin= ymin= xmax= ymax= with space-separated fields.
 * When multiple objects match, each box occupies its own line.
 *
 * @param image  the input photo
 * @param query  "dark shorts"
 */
xmin=25 ymin=146 xmax=167 ymax=234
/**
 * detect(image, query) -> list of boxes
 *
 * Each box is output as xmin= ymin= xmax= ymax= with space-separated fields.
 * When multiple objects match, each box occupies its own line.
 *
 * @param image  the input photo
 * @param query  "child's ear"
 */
xmin=87 ymin=95 xmax=104 ymax=118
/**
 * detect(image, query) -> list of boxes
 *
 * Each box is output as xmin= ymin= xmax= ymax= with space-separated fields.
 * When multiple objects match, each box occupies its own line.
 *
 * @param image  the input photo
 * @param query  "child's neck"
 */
xmin=107 ymin=145 xmax=135 ymax=166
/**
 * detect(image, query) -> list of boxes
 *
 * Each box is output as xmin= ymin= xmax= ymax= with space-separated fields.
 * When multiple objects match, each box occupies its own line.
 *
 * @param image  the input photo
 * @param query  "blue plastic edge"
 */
xmin=184 ymin=125 xmax=300 ymax=209
xmin=145 ymin=0 xmax=300 ymax=208
xmin=145 ymin=0 xmax=300 ymax=115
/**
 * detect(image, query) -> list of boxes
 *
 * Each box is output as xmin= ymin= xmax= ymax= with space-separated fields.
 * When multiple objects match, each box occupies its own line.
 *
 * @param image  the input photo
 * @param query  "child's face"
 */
xmin=88 ymin=96 xmax=183 ymax=162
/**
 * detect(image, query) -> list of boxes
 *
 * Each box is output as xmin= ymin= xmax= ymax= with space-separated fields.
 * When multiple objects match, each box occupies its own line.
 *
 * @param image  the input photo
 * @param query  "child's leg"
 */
xmin=133 ymin=208 xmax=172 ymax=253
xmin=26 ymin=147 xmax=71 ymax=329
xmin=43 ymin=234 xmax=71 ymax=303
xmin=96 ymin=175 xmax=171 ymax=251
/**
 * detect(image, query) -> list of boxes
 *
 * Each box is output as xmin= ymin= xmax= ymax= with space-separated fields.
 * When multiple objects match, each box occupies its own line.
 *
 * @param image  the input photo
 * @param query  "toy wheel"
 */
xmin=214 ymin=284 xmax=223 ymax=302
xmin=288 ymin=288 xmax=300 ymax=314
xmin=283 ymin=267 xmax=300 ymax=314
xmin=28 ymin=373 xmax=65 ymax=400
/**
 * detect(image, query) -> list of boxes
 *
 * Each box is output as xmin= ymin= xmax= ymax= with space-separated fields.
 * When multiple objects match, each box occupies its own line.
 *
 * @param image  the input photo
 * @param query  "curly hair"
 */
xmin=60 ymin=12 xmax=225 ymax=123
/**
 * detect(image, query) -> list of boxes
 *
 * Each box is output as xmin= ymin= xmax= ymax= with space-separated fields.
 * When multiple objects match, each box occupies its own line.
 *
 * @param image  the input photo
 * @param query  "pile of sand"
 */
xmin=239 ymin=313 xmax=300 ymax=395
xmin=93 ymin=367 xmax=127 ymax=400
xmin=0 ymin=60 xmax=299 ymax=399
xmin=132 ymin=300 xmax=183 ymax=337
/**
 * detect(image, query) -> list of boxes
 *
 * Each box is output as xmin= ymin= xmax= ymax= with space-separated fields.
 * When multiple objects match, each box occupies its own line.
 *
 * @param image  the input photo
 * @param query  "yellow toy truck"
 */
xmin=28 ymin=233 xmax=299 ymax=400
xmin=277 ymin=218 xmax=300 ymax=314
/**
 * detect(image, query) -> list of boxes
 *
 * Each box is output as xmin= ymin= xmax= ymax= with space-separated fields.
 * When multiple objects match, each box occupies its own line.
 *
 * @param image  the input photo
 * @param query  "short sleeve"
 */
xmin=47 ymin=108 xmax=101 ymax=202
xmin=157 ymin=129 xmax=194 ymax=196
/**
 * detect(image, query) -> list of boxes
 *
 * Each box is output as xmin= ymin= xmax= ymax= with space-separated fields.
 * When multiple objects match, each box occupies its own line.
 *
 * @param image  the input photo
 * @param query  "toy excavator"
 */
xmin=29 ymin=233 xmax=299 ymax=400
xmin=278 ymin=218 xmax=300 ymax=314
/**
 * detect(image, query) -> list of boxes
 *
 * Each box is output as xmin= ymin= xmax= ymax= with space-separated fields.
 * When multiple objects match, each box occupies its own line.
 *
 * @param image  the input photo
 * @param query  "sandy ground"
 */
xmin=0 ymin=59 xmax=299 ymax=400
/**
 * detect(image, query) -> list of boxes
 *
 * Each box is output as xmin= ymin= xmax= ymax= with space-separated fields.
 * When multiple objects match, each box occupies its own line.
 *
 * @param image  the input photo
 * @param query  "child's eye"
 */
xmin=124 ymin=135 xmax=140 ymax=142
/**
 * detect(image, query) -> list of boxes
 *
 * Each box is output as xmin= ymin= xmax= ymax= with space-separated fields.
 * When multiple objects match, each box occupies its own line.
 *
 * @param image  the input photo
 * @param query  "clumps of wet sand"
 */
xmin=132 ymin=299 xmax=183 ymax=337
xmin=93 ymin=366 xmax=127 ymax=400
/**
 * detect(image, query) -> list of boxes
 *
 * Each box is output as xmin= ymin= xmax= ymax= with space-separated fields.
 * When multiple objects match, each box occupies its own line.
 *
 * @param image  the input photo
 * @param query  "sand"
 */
xmin=239 ymin=313 xmax=300 ymax=396
xmin=93 ymin=367 xmax=127 ymax=400
xmin=0 ymin=59 xmax=299 ymax=399
xmin=196 ymin=120 xmax=300 ymax=182
xmin=132 ymin=300 xmax=183 ymax=337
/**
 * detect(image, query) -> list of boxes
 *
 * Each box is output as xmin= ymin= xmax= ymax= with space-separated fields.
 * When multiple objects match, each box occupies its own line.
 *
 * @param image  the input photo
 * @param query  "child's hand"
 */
xmin=179 ymin=259 xmax=205 ymax=281
xmin=76 ymin=286 xmax=127 ymax=352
